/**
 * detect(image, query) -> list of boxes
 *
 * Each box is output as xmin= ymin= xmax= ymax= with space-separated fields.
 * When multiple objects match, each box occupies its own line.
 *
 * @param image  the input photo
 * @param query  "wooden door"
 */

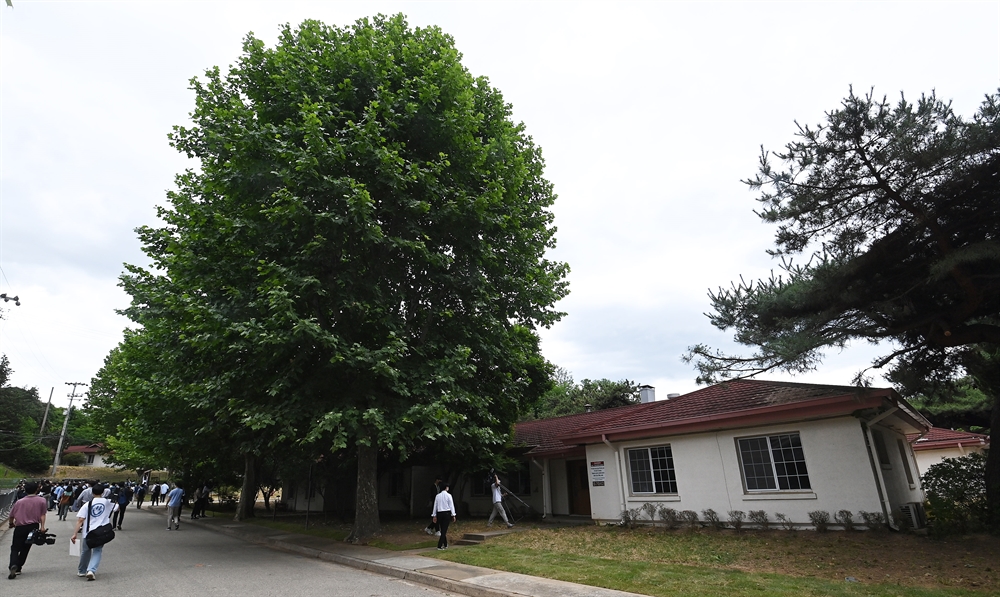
xmin=566 ymin=459 xmax=592 ymax=515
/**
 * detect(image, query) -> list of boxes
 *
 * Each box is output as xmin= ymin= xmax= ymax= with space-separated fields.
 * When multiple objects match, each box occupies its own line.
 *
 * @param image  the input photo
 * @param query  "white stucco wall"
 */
xmin=913 ymin=445 xmax=988 ymax=477
xmin=586 ymin=416 xmax=896 ymax=526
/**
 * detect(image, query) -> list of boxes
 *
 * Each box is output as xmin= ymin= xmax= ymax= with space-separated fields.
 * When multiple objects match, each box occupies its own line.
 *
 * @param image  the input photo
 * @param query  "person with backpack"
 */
xmin=134 ymin=484 xmax=146 ymax=509
xmin=71 ymin=482 xmax=118 ymax=581
xmin=112 ymin=483 xmax=133 ymax=530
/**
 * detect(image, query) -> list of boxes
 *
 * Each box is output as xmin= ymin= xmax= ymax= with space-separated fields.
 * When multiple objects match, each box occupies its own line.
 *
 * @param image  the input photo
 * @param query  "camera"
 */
xmin=26 ymin=530 xmax=56 ymax=546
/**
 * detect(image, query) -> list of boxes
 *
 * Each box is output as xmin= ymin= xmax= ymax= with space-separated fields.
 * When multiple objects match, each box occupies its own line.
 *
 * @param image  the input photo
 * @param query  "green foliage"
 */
xmin=685 ymin=88 xmax=1000 ymax=383
xmin=0 ymin=360 xmax=53 ymax=473
xmin=922 ymin=450 xmax=988 ymax=535
xmin=907 ymin=376 xmax=992 ymax=430
xmin=529 ymin=371 xmax=639 ymax=419
xmin=102 ymin=14 xmax=566 ymax=538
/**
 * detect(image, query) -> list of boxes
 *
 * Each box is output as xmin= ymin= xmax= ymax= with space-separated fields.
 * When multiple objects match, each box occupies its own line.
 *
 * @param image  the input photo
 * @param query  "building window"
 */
xmin=627 ymin=446 xmax=678 ymax=494
xmin=506 ymin=462 xmax=531 ymax=496
xmin=896 ymin=438 xmax=915 ymax=485
xmin=737 ymin=433 xmax=811 ymax=491
xmin=872 ymin=429 xmax=891 ymax=469
xmin=86 ymin=454 xmax=95 ymax=464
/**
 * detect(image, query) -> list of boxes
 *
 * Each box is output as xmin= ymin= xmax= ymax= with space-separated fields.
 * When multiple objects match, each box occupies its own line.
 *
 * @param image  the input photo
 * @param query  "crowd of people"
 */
xmin=5 ymin=478 xmax=212 ymax=582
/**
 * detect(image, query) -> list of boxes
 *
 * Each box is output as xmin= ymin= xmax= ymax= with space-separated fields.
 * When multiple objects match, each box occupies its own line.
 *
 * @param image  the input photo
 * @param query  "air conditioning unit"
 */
xmin=898 ymin=502 xmax=927 ymax=530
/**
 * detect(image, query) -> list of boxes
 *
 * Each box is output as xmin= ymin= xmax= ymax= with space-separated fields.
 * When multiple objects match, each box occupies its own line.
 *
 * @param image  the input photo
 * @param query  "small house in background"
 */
xmin=63 ymin=443 xmax=107 ymax=467
xmin=907 ymin=427 xmax=990 ymax=475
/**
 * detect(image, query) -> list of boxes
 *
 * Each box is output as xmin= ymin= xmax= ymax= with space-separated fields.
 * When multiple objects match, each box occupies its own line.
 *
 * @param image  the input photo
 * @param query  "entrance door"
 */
xmin=566 ymin=459 xmax=592 ymax=515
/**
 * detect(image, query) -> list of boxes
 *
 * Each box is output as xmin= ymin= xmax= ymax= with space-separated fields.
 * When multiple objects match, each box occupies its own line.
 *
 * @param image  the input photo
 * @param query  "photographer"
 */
xmin=7 ymin=481 xmax=47 ymax=580
xmin=487 ymin=471 xmax=513 ymax=528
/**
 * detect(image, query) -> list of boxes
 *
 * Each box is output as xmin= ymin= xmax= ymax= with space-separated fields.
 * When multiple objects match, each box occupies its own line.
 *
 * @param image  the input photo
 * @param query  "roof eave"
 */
xmin=559 ymin=392 xmax=890 ymax=445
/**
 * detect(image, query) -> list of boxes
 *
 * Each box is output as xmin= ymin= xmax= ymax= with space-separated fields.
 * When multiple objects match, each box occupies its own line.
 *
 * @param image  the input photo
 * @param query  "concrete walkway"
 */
xmin=146 ymin=507 xmax=648 ymax=597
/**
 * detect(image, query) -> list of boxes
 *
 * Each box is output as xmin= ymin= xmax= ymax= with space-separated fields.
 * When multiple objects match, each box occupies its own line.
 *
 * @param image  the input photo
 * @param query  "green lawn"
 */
xmin=427 ymin=525 xmax=998 ymax=597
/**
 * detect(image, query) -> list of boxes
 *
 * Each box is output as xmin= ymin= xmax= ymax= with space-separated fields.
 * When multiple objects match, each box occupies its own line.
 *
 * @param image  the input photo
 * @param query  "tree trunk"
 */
xmin=346 ymin=435 xmax=379 ymax=543
xmin=986 ymin=395 xmax=999 ymax=532
xmin=235 ymin=452 xmax=257 ymax=521
xmin=260 ymin=485 xmax=271 ymax=512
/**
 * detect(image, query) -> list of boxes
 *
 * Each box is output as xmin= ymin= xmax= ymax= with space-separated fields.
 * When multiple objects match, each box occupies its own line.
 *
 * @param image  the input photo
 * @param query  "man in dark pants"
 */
xmin=7 ymin=482 xmax=47 ymax=579
xmin=431 ymin=483 xmax=456 ymax=550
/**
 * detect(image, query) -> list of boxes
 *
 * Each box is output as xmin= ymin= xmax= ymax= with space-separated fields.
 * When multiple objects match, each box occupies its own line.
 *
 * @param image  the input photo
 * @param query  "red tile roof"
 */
xmin=907 ymin=427 xmax=989 ymax=451
xmin=64 ymin=444 xmax=103 ymax=454
xmin=514 ymin=404 xmax=651 ymax=457
xmin=515 ymin=379 xmax=913 ymax=455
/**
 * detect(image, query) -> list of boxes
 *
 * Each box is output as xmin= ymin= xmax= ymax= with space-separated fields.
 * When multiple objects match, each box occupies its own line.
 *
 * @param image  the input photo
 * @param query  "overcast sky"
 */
xmin=1 ymin=1 xmax=998 ymax=408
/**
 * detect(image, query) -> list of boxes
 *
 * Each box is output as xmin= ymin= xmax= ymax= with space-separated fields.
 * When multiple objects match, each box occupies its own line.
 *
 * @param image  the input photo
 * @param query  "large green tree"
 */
xmin=685 ymin=88 xmax=999 ymax=528
xmin=0 ymin=356 xmax=54 ymax=473
xmin=528 ymin=370 xmax=640 ymax=419
xmin=116 ymin=15 xmax=566 ymax=540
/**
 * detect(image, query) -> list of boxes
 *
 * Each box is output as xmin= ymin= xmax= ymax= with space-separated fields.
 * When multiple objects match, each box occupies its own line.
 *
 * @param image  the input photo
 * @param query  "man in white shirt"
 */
xmin=71 ymin=483 xmax=118 ymax=581
xmin=431 ymin=483 xmax=456 ymax=550
xmin=487 ymin=473 xmax=513 ymax=528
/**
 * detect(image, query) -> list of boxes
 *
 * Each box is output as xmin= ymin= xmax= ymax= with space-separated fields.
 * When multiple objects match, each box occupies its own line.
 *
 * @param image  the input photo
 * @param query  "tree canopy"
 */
xmin=105 ymin=15 xmax=567 ymax=540
xmin=528 ymin=368 xmax=640 ymax=419
xmin=684 ymin=88 xmax=999 ymax=529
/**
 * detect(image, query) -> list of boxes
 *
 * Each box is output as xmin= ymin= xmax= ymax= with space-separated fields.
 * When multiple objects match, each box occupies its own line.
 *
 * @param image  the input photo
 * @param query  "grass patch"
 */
xmin=429 ymin=525 xmax=998 ymax=596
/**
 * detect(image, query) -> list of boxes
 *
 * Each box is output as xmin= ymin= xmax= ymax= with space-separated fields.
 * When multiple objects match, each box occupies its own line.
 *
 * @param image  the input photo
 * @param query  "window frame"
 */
xmin=735 ymin=432 xmax=812 ymax=493
xmin=626 ymin=445 xmax=679 ymax=495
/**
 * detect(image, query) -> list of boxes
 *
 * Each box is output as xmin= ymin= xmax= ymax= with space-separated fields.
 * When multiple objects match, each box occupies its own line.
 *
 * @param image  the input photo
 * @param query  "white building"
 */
xmin=511 ymin=380 xmax=929 ymax=530
xmin=907 ymin=427 xmax=989 ymax=476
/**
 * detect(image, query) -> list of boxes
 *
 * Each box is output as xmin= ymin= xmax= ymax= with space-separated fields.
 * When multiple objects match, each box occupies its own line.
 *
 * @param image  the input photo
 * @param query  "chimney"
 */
xmin=639 ymin=385 xmax=655 ymax=403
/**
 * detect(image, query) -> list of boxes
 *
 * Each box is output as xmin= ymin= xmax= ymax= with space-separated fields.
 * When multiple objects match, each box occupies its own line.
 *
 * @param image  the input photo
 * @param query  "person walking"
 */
xmin=487 ymin=472 xmax=513 ymax=528
xmin=71 ymin=482 xmax=118 ymax=581
xmin=431 ymin=483 xmax=456 ymax=550
xmin=149 ymin=482 xmax=160 ymax=507
xmin=165 ymin=483 xmax=184 ymax=530
xmin=135 ymin=484 xmax=146 ymax=509
xmin=112 ymin=483 xmax=132 ymax=530
xmin=7 ymin=482 xmax=48 ymax=580
xmin=423 ymin=476 xmax=443 ymax=536
xmin=57 ymin=486 xmax=73 ymax=521
xmin=159 ymin=482 xmax=170 ymax=507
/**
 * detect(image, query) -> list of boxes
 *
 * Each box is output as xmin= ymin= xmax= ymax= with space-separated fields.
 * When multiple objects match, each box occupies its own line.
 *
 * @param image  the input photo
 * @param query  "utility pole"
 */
xmin=39 ymin=387 xmax=54 ymax=436
xmin=51 ymin=382 xmax=88 ymax=477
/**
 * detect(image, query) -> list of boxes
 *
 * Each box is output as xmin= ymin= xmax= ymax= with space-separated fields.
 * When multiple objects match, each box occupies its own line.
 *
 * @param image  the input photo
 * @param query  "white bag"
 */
xmin=69 ymin=539 xmax=81 ymax=557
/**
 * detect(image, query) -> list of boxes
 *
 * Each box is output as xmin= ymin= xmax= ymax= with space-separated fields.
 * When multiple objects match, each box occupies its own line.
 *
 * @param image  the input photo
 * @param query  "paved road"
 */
xmin=2 ymin=505 xmax=459 ymax=597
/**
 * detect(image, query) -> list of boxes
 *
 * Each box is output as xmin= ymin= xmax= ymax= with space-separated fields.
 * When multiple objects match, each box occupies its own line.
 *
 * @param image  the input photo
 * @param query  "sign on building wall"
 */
xmin=590 ymin=460 xmax=605 ymax=486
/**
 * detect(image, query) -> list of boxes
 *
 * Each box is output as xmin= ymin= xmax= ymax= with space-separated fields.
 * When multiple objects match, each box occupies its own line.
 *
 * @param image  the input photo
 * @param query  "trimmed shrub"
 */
xmin=859 ymin=510 xmax=886 ymax=532
xmin=702 ymin=508 xmax=723 ymax=530
xmin=774 ymin=512 xmax=796 ymax=531
xmin=748 ymin=509 xmax=769 ymax=530
xmin=641 ymin=502 xmax=659 ymax=526
xmin=808 ymin=510 xmax=830 ymax=532
xmin=727 ymin=510 xmax=746 ymax=533
xmin=620 ymin=507 xmax=643 ymax=529
xmin=681 ymin=510 xmax=700 ymax=529
xmin=834 ymin=509 xmax=856 ymax=531
xmin=658 ymin=506 xmax=680 ymax=530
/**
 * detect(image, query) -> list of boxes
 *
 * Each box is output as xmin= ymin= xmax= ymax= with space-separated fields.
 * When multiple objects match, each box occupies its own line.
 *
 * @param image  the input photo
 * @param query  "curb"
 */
xmin=170 ymin=510 xmax=522 ymax=597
